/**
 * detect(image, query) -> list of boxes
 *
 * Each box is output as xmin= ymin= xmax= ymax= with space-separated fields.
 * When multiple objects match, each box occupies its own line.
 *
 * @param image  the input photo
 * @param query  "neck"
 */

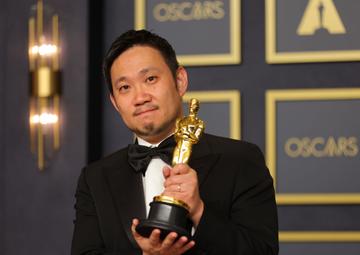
xmin=137 ymin=127 xmax=175 ymax=145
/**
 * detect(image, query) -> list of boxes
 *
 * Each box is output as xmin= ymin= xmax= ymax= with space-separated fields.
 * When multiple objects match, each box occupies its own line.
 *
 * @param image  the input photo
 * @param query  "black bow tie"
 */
xmin=127 ymin=136 xmax=176 ymax=176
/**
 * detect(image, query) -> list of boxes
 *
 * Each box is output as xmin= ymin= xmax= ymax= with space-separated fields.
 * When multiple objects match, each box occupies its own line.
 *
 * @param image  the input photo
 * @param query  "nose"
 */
xmin=133 ymin=86 xmax=151 ymax=106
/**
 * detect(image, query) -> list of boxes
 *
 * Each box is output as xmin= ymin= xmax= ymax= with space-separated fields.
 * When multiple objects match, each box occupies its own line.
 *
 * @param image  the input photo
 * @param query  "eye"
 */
xmin=118 ymin=84 xmax=130 ymax=93
xmin=146 ymin=76 xmax=157 ymax=83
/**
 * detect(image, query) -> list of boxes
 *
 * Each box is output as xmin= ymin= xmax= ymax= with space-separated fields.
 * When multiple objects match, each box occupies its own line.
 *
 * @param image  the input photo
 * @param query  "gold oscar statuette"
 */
xmin=136 ymin=98 xmax=205 ymax=239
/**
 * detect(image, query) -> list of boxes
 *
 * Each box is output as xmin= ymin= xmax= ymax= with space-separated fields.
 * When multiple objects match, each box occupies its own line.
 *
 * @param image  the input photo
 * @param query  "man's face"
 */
xmin=110 ymin=45 xmax=188 ymax=143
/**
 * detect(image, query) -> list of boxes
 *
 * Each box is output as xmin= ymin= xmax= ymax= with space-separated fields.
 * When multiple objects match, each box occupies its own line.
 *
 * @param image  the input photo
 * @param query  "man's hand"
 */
xmin=131 ymin=219 xmax=195 ymax=255
xmin=162 ymin=164 xmax=204 ymax=227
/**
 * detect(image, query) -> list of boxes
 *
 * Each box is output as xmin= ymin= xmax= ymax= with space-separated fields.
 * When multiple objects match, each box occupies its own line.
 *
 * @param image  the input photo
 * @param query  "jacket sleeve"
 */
xmin=71 ymin=168 xmax=106 ymax=255
xmin=192 ymin=144 xmax=279 ymax=255
xmin=71 ymin=168 xmax=138 ymax=255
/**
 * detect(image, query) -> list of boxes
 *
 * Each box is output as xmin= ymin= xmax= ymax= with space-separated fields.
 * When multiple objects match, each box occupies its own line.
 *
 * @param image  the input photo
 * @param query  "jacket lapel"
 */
xmin=189 ymin=134 xmax=220 ymax=186
xmin=104 ymin=150 xmax=146 ymax=249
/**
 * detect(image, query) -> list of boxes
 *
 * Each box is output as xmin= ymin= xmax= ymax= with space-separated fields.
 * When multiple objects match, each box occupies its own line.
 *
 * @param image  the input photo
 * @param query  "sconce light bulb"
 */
xmin=30 ymin=44 xmax=58 ymax=57
xmin=30 ymin=112 xmax=59 ymax=125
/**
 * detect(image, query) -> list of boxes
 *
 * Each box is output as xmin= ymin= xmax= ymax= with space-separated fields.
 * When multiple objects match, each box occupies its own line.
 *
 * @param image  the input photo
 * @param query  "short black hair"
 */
xmin=103 ymin=29 xmax=179 ymax=94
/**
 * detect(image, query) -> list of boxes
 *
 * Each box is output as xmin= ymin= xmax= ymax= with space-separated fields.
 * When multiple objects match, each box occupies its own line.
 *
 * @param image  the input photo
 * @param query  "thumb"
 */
xmin=163 ymin=166 xmax=171 ymax=178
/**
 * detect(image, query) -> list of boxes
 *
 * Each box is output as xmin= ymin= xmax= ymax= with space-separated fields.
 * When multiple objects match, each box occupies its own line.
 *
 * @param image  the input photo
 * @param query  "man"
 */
xmin=72 ymin=30 xmax=278 ymax=255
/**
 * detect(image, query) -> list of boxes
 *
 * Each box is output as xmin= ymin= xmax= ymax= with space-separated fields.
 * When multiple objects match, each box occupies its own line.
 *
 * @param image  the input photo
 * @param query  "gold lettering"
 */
xmin=311 ymin=137 xmax=325 ymax=157
xmin=337 ymin=137 xmax=348 ymax=156
xmin=202 ymin=1 xmax=212 ymax=19
xmin=284 ymin=136 xmax=359 ymax=158
xmin=212 ymin=1 xmax=225 ymax=19
xmin=302 ymin=137 xmax=312 ymax=157
xmin=169 ymin=3 xmax=179 ymax=21
xmin=324 ymin=136 xmax=334 ymax=156
xmin=178 ymin=2 xmax=193 ymax=21
xmin=153 ymin=3 xmax=170 ymax=22
xmin=192 ymin=1 xmax=203 ymax=20
xmin=346 ymin=137 xmax=359 ymax=157
xmin=153 ymin=1 xmax=225 ymax=22
xmin=284 ymin=137 xmax=302 ymax=158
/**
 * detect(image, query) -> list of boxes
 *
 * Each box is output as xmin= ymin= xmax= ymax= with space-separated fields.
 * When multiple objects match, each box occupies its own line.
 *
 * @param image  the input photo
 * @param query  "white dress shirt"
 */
xmin=137 ymin=136 xmax=171 ymax=216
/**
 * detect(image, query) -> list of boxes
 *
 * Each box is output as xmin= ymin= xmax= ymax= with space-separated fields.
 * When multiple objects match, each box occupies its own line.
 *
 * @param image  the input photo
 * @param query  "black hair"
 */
xmin=103 ymin=29 xmax=179 ymax=94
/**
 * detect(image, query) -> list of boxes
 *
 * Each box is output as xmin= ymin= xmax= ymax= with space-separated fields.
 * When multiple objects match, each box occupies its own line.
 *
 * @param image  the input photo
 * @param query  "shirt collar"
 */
xmin=136 ymin=133 xmax=174 ymax=148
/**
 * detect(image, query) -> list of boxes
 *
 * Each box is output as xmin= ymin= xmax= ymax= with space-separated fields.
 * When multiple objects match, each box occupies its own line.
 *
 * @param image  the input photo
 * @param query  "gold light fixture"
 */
xmin=28 ymin=0 xmax=61 ymax=170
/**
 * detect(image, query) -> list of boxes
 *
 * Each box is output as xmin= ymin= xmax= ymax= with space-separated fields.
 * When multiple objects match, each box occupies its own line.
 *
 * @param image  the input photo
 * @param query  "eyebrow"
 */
xmin=139 ymin=67 xmax=160 ymax=75
xmin=113 ymin=67 xmax=160 ymax=86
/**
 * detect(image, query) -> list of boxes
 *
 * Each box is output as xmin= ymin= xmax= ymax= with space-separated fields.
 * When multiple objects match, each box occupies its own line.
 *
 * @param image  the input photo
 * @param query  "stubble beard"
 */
xmin=132 ymin=107 xmax=181 ymax=140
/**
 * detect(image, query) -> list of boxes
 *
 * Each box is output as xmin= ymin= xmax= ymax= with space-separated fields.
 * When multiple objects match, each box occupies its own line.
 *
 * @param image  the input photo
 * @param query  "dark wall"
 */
xmin=0 ymin=0 xmax=87 ymax=254
xmin=0 ymin=1 xmax=7 ymax=253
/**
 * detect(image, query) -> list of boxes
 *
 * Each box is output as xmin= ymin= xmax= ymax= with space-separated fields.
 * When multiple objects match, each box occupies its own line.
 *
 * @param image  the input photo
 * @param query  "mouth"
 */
xmin=133 ymin=105 xmax=159 ymax=116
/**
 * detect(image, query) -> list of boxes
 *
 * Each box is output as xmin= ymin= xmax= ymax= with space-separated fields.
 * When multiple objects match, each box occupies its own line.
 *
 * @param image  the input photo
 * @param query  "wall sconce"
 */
xmin=28 ymin=0 xmax=61 ymax=170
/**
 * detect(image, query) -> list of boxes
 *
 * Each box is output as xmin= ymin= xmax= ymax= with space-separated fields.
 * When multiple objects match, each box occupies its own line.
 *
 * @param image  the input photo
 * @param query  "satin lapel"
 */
xmin=189 ymin=135 xmax=220 ymax=186
xmin=104 ymin=151 xmax=146 ymax=249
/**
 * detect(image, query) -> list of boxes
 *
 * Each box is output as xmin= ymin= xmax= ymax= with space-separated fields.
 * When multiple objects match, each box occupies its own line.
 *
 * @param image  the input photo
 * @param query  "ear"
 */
xmin=109 ymin=93 xmax=120 ymax=112
xmin=176 ymin=66 xmax=188 ymax=97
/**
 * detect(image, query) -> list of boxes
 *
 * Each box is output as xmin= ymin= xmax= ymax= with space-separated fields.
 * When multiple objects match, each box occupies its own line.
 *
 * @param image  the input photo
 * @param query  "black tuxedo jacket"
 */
xmin=71 ymin=134 xmax=278 ymax=255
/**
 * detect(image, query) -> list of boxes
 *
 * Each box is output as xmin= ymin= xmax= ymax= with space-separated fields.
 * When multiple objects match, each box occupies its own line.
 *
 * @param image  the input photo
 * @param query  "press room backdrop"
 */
xmin=1 ymin=0 xmax=360 ymax=254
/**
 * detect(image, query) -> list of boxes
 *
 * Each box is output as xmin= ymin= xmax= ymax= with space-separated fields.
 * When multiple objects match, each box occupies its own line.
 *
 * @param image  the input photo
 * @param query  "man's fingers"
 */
xmin=148 ymin=229 xmax=161 ymax=246
xmin=163 ymin=164 xmax=196 ymax=187
xmin=164 ymin=183 xmax=186 ymax=193
xmin=162 ymin=191 xmax=176 ymax=198
xmin=132 ymin=218 xmax=139 ymax=226
xmin=172 ymin=164 xmax=190 ymax=175
xmin=131 ymin=218 xmax=142 ymax=239
xmin=172 ymin=236 xmax=188 ymax=249
xmin=171 ymin=236 xmax=195 ymax=254
xmin=164 ymin=172 xmax=194 ymax=188
xmin=179 ymin=240 xmax=196 ymax=253
xmin=161 ymin=232 xmax=177 ymax=249
xmin=163 ymin=166 xmax=171 ymax=178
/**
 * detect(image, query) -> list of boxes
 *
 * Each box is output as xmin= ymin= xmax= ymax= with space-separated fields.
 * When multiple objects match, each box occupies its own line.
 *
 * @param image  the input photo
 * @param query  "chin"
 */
xmin=134 ymin=123 xmax=155 ymax=136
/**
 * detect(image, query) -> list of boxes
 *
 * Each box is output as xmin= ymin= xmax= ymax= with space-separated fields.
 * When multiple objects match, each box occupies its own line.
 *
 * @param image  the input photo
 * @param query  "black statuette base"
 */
xmin=136 ymin=201 xmax=192 ymax=240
